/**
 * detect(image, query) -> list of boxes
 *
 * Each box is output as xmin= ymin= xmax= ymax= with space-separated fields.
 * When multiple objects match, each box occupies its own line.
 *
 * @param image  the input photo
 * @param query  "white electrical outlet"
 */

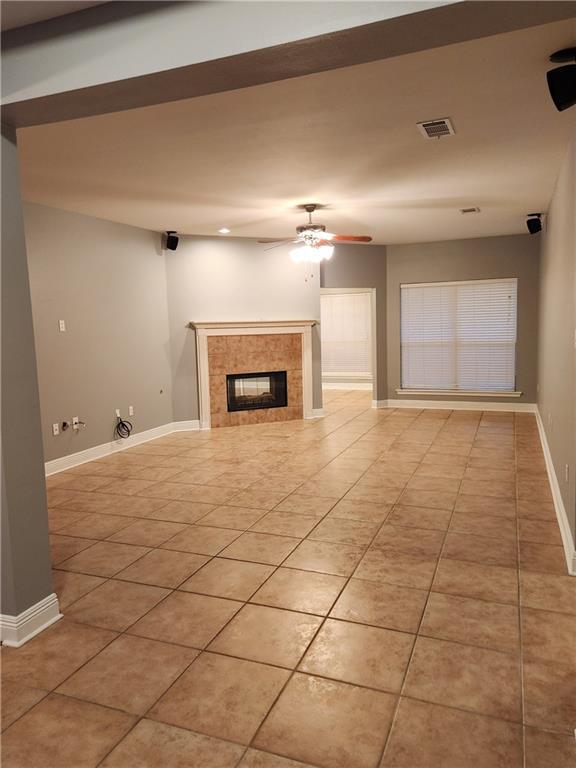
xmin=52 ymin=423 xmax=60 ymax=436
xmin=128 ymin=406 xmax=134 ymax=416
xmin=115 ymin=409 xmax=121 ymax=418
xmin=58 ymin=320 xmax=66 ymax=332
xmin=565 ymin=464 xmax=570 ymax=483
xmin=72 ymin=417 xmax=80 ymax=430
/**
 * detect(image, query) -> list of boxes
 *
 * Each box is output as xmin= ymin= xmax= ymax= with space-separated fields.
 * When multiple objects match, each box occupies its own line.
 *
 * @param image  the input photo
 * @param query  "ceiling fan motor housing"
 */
xmin=297 ymin=223 xmax=326 ymax=235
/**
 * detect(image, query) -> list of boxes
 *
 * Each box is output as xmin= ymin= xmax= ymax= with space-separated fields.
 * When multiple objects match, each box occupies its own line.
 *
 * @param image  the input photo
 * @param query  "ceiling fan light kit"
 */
xmin=290 ymin=243 xmax=334 ymax=263
xmin=261 ymin=203 xmax=372 ymax=263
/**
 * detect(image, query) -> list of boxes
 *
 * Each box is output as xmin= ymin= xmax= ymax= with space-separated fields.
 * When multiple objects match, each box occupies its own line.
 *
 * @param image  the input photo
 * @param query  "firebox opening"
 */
xmin=226 ymin=371 xmax=288 ymax=412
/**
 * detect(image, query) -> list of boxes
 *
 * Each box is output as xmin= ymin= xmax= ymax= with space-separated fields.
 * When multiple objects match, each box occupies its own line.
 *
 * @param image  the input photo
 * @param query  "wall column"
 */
xmin=1 ymin=126 xmax=60 ymax=646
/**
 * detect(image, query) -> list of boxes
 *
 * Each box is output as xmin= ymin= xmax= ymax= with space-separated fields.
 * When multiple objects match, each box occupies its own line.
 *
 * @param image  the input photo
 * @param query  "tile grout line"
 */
xmin=229 ymin=408 xmax=420 ymax=765
xmin=86 ymin=394 xmax=392 ymax=768
xmin=95 ymin=393 xmax=389 ymax=768
xmin=375 ymin=407 xmax=480 ymax=766
xmin=218 ymin=406 xmax=404 ymax=765
xmin=516 ymin=413 xmax=528 ymax=768
xmin=8 ymin=401 xmax=566 ymax=768
xmin=52 ymin=403 xmax=389 ymax=631
xmin=239 ymin=407 xmax=440 ymax=765
xmin=53 ymin=566 xmax=533 ymax=660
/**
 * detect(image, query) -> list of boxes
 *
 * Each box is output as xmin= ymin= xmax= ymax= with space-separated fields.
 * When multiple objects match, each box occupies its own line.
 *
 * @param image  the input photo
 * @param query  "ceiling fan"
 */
xmin=259 ymin=204 xmax=372 ymax=263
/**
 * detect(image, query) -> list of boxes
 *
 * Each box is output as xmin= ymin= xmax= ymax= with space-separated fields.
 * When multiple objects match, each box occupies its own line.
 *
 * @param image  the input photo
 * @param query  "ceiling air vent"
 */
xmin=460 ymin=207 xmax=481 ymax=214
xmin=417 ymin=118 xmax=455 ymax=139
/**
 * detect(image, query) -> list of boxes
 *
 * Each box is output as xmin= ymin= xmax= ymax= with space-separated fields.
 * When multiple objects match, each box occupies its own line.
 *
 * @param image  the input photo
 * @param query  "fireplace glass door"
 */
xmin=226 ymin=371 xmax=287 ymax=412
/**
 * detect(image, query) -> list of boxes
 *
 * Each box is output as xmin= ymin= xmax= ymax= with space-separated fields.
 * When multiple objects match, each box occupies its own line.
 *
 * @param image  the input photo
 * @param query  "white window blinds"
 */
xmin=321 ymin=291 xmax=372 ymax=379
xmin=400 ymin=278 xmax=518 ymax=392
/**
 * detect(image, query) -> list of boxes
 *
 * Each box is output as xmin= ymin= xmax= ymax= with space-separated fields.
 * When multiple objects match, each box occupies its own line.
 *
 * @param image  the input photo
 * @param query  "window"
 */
xmin=400 ymin=278 xmax=518 ymax=392
xmin=321 ymin=291 xmax=372 ymax=382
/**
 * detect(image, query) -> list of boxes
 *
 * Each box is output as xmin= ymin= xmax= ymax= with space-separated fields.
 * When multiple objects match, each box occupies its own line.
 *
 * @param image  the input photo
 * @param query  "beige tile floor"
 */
xmin=2 ymin=390 xmax=575 ymax=768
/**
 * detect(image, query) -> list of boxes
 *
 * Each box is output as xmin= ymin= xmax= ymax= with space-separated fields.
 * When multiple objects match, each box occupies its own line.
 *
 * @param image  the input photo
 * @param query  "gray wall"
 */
xmin=538 ymin=135 xmax=576 ymax=541
xmin=165 ymin=235 xmax=322 ymax=421
xmin=321 ymin=244 xmax=388 ymax=401
xmin=24 ymin=204 xmax=173 ymax=462
xmin=23 ymin=205 xmax=544 ymax=472
xmin=2 ymin=131 xmax=53 ymax=615
xmin=24 ymin=211 xmax=323 ymax=456
xmin=386 ymin=234 xmax=540 ymax=402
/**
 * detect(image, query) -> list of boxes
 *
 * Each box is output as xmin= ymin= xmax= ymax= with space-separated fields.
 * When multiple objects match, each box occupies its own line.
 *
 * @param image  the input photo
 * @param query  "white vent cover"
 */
xmin=417 ymin=118 xmax=455 ymax=139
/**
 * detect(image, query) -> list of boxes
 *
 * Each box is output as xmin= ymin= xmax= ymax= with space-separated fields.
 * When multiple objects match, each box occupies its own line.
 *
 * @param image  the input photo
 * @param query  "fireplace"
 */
xmin=226 ymin=371 xmax=287 ymax=412
xmin=191 ymin=320 xmax=317 ymax=428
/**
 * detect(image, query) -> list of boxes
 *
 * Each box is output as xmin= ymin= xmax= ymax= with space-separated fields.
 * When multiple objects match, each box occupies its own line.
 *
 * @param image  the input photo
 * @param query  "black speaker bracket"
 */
xmin=549 ymin=47 xmax=576 ymax=64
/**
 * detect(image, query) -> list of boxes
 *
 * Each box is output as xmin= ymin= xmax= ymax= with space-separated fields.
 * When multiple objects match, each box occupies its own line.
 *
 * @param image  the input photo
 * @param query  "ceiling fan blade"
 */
xmin=257 ymin=238 xmax=292 ymax=244
xmin=331 ymin=235 xmax=373 ymax=243
xmin=263 ymin=240 xmax=299 ymax=251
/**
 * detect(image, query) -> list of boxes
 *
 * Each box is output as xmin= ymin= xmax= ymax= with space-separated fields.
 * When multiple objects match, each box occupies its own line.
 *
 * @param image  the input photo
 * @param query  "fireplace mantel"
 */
xmin=191 ymin=320 xmax=318 ymax=429
xmin=190 ymin=320 xmax=316 ymax=330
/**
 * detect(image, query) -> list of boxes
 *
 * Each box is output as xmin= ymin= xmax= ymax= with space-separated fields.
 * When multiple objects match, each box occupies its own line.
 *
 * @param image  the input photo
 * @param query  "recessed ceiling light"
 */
xmin=218 ymin=227 xmax=230 ymax=234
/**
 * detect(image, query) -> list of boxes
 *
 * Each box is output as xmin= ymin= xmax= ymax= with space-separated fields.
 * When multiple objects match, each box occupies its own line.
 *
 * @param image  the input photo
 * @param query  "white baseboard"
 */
xmin=171 ymin=420 xmax=201 ymax=432
xmin=535 ymin=409 xmax=576 ymax=576
xmin=373 ymin=399 xmax=537 ymax=413
xmin=45 ymin=420 xmax=200 ymax=476
xmin=0 ymin=592 xmax=62 ymax=647
xmin=306 ymin=408 xmax=325 ymax=419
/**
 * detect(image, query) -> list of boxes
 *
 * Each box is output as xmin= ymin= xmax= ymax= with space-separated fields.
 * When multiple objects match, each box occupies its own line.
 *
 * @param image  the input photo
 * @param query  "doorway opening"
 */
xmin=320 ymin=289 xmax=375 ymax=390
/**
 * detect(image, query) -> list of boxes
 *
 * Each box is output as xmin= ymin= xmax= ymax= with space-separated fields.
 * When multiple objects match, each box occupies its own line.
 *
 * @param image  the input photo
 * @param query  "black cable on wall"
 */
xmin=114 ymin=416 xmax=133 ymax=439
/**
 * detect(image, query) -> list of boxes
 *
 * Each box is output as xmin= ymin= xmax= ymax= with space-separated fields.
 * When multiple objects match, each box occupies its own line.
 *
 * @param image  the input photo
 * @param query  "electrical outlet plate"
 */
xmin=58 ymin=320 xmax=66 ymax=332
xmin=52 ymin=423 xmax=59 ymax=436
xmin=128 ymin=406 xmax=134 ymax=416
xmin=72 ymin=417 xmax=80 ymax=430
xmin=115 ymin=409 xmax=121 ymax=418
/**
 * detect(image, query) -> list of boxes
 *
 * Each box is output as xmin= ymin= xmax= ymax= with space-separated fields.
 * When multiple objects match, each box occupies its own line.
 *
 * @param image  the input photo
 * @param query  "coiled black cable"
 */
xmin=114 ymin=416 xmax=133 ymax=439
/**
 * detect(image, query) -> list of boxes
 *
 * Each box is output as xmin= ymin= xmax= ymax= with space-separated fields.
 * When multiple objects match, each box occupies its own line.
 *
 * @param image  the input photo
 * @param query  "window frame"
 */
xmin=398 ymin=277 xmax=522 ymax=397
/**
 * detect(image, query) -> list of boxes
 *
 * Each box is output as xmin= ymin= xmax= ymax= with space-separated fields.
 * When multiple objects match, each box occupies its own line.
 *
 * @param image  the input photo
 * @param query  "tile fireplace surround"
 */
xmin=191 ymin=321 xmax=317 ymax=429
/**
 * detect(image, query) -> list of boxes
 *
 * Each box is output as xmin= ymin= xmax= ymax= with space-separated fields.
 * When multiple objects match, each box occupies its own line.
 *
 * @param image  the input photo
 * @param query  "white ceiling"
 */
xmin=1 ymin=1 xmax=107 ymax=31
xmin=19 ymin=18 xmax=576 ymax=245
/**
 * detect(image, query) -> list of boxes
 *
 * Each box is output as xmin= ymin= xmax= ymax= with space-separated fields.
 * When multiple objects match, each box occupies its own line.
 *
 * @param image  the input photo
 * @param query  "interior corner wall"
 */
xmin=320 ymin=244 xmax=388 ymax=401
xmin=386 ymin=234 xmax=540 ymax=403
xmin=164 ymin=235 xmax=322 ymax=422
xmin=24 ymin=203 xmax=173 ymax=461
xmin=537 ymin=133 xmax=576 ymax=542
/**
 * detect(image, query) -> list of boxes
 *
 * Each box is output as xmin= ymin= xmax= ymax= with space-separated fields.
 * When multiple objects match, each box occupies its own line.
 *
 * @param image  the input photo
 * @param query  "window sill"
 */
xmin=396 ymin=389 xmax=523 ymax=398
xmin=324 ymin=374 xmax=372 ymax=381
